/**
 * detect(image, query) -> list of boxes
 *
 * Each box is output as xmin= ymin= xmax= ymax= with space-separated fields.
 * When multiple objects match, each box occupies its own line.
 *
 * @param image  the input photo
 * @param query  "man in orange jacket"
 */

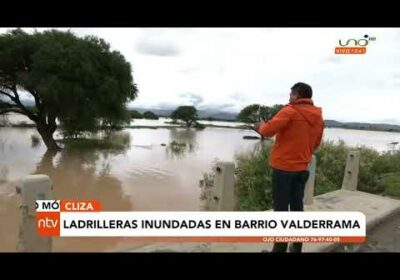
xmin=256 ymin=82 xmax=324 ymax=253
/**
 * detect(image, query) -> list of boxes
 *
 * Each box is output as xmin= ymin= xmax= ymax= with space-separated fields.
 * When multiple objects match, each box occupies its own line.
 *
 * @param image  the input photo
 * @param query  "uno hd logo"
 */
xmin=36 ymin=200 xmax=101 ymax=236
xmin=335 ymin=34 xmax=376 ymax=55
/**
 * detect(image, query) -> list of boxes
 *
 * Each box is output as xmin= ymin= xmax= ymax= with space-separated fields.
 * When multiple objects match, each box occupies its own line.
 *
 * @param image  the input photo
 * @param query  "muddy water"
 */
xmin=1 ymin=121 xmax=399 ymax=251
xmin=0 ymin=127 xmax=257 ymax=251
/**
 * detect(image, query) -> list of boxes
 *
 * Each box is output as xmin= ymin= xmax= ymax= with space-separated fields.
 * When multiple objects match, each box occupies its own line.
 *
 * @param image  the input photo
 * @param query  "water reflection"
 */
xmin=35 ymin=149 xmax=132 ymax=209
xmin=34 ymin=147 xmax=135 ymax=251
xmin=166 ymin=128 xmax=199 ymax=158
xmin=0 ymin=166 xmax=9 ymax=184
xmin=0 ymin=138 xmax=6 ymax=153
xmin=0 ymin=132 xmax=138 ymax=252
xmin=2 ymin=125 xmax=397 ymax=251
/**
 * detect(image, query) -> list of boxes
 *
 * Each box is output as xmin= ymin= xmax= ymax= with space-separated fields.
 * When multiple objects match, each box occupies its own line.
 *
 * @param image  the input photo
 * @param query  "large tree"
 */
xmin=170 ymin=106 xmax=198 ymax=127
xmin=270 ymin=104 xmax=284 ymax=118
xmin=143 ymin=111 xmax=159 ymax=120
xmin=237 ymin=104 xmax=284 ymax=138
xmin=129 ymin=109 xmax=143 ymax=119
xmin=0 ymin=29 xmax=137 ymax=150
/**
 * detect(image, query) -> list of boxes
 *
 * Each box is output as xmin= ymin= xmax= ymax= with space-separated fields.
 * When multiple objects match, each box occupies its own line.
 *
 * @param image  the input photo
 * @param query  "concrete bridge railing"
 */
xmin=16 ymin=175 xmax=53 ymax=252
xmin=15 ymin=151 xmax=361 ymax=252
xmin=205 ymin=151 xmax=360 ymax=211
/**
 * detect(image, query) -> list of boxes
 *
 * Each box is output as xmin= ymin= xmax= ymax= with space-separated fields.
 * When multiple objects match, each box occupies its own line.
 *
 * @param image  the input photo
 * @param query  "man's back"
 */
xmin=259 ymin=82 xmax=323 ymax=253
xmin=258 ymin=98 xmax=324 ymax=171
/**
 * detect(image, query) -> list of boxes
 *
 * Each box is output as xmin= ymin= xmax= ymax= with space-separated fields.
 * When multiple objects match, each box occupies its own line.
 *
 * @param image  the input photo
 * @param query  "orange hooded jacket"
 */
xmin=258 ymin=98 xmax=324 ymax=172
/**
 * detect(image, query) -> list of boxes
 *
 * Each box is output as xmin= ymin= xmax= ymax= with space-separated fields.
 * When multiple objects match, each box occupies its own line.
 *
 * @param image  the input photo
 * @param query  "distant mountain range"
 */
xmin=131 ymin=107 xmax=238 ymax=120
xmin=131 ymin=107 xmax=400 ymax=131
xmin=325 ymin=120 xmax=400 ymax=132
xmin=15 ymin=99 xmax=400 ymax=131
xmin=132 ymin=108 xmax=400 ymax=131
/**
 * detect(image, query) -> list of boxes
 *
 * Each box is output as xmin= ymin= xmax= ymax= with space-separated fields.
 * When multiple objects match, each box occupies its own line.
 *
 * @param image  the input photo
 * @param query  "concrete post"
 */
xmin=341 ymin=151 xmax=360 ymax=191
xmin=213 ymin=162 xmax=235 ymax=211
xmin=16 ymin=175 xmax=52 ymax=252
xmin=304 ymin=154 xmax=317 ymax=205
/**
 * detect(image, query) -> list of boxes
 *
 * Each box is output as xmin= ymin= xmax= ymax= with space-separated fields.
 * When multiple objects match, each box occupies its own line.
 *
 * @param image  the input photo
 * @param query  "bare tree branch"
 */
xmin=29 ymin=89 xmax=43 ymax=111
xmin=2 ymin=85 xmax=38 ymax=122
xmin=0 ymin=88 xmax=16 ymax=101
xmin=1 ymin=87 xmax=38 ymax=120
xmin=0 ymin=108 xmax=25 ymax=115
xmin=0 ymin=100 xmax=16 ymax=108
xmin=0 ymin=100 xmax=28 ymax=116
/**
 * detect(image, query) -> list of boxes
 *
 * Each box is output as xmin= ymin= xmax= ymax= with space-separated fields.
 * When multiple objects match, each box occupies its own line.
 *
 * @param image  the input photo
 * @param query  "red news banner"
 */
xmin=36 ymin=200 xmax=101 ymax=236
xmin=36 ymin=200 xmax=366 ymax=243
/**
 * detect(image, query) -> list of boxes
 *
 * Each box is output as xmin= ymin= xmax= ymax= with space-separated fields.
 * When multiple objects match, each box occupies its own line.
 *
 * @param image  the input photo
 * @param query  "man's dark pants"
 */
xmin=271 ymin=168 xmax=310 ymax=253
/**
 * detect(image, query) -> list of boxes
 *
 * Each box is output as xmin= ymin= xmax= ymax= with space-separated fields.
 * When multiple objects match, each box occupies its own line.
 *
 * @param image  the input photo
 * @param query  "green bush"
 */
xmin=199 ymin=168 xmax=217 ymax=211
xmin=314 ymin=140 xmax=348 ymax=195
xmin=193 ymin=122 xmax=206 ymax=130
xmin=383 ymin=173 xmax=400 ymax=198
xmin=314 ymin=141 xmax=399 ymax=195
xmin=129 ymin=110 xmax=143 ymax=119
xmin=234 ymin=142 xmax=273 ymax=210
xmin=60 ymin=132 xmax=131 ymax=151
xmin=358 ymin=147 xmax=382 ymax=193
xmin=201 ymin=140 xmax=400 ymax=211
xmin=371 ymin=151 xmax=400 ymax=174
xmin=167 ymin=140 xmax=187 ymax=156
xmin=170 ymin=140 xmax=186 ymax=147
xmin=200 ymin=142 xmax=273 ymax=211
xmin=143 ymin=111 xmax=159 ymax=120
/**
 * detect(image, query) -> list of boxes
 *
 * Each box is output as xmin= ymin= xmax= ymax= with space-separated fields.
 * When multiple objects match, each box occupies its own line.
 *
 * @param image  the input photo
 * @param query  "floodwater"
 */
xmin=1 ymin=115 xmax=399 ymax=252
xmin=0 ymin=126 xmax=257 ymax=251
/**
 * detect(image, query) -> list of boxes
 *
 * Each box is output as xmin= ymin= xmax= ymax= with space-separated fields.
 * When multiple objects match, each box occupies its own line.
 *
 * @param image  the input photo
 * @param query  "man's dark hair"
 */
xmin=291 ymin=82 xmax=313 ymax=98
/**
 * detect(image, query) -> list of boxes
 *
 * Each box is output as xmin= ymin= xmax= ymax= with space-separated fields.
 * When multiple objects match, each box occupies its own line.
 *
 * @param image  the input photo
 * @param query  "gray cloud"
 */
xmin=229 ymin=92 xmax=245 ymax=102
xmin=218 ymin=103 xmax=236 ymax=109
xmin=199 ymin=103 xmax=236 ymax=111
xmin=7 ymin=28 xmax=399 ymax=123
xmin=151 ymin=102 xmax=177 ymax=110
xmin=179 ymin=93 xmax=204 ymax=106
xmin=135 ymin=38 xmax=181 ymax=56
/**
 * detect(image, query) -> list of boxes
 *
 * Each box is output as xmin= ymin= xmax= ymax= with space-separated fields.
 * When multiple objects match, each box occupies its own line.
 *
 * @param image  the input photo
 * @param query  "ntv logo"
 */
xmin=335 ymin=35 xmax=376 ymax=54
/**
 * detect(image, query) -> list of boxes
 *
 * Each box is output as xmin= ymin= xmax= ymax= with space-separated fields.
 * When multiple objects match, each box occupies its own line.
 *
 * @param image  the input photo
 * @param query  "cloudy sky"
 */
xmin=1 ymin=28 xmax=400 ymax=124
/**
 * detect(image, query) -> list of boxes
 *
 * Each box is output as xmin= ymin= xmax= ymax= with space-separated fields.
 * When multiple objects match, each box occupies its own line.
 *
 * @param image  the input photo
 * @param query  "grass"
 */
xmin=61 ymin=138 xmax=120 ymax=150
xmin=166 ymin=141 xmax=189 ymax=158
xmin=383 ymin=173 xmax=400 ymax=198
xmin=59 ymin=133 xmax=131 ymax=151
xmin=234 ymin=142 xmax=274 ymax=211
xmin=169 ymin=141 xmax=186 ymax=154
xmin=199 ymin=171 xmax=216 ymax=210
xmin=200 ymin=140 xmax=400 ymax=211
xmin=170 ymin=141 xmax=186 ymax=147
